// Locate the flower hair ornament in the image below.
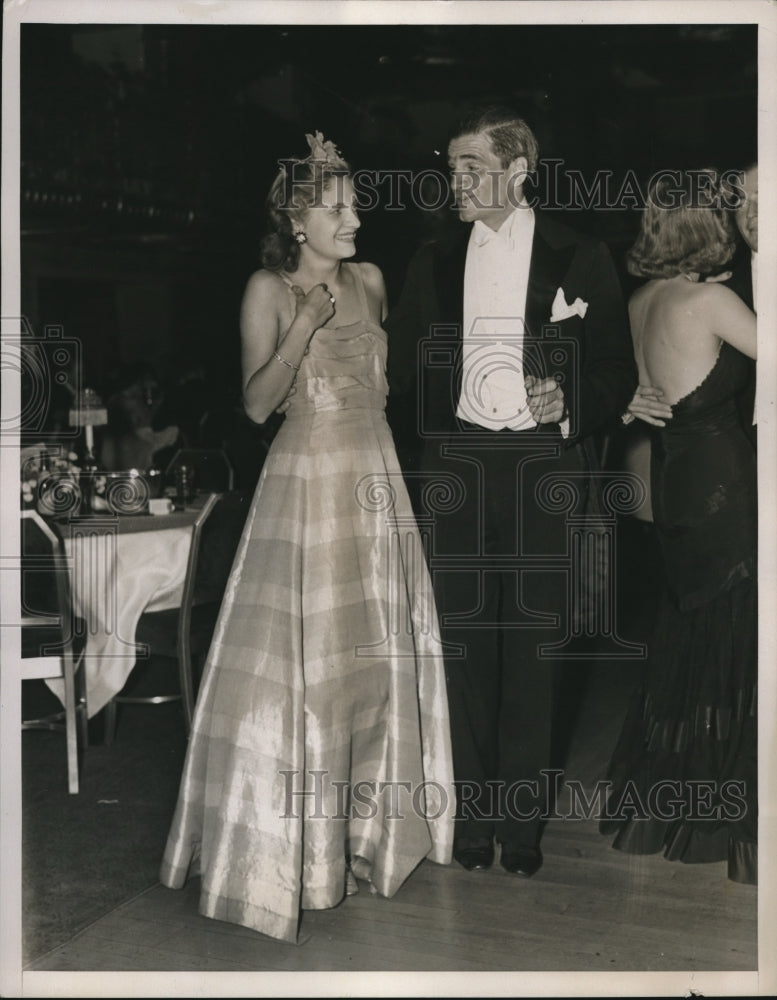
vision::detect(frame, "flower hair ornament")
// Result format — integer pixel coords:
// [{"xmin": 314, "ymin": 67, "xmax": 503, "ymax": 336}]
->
[
  {"xmin": 277, "ymin": 130, "xmax": 347, "ymax": 179},
  {"xmin": 273, "ymin": 130, "xmax": 349, "ymax": 220},
  {"xmin": 303, "ymin": 130, "xmax": 348, "ymax": 167}
]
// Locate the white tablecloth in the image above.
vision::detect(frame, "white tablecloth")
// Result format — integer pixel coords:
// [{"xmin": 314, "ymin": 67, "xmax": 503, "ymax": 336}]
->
[{"xmin": 47, "ymin": 521, "xmax": 195, "ymax": 717}]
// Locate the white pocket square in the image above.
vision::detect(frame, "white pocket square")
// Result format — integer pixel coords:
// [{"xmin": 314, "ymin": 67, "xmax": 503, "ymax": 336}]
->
[{"xmin": 551, "ymin": 287, "xmax": 588, "ymax": 322}]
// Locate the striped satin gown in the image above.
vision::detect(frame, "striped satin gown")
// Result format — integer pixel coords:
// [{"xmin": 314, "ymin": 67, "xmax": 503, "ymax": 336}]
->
[{"xmin": 159, "ymin": 264, "xmax": 454, "ymax": 943}]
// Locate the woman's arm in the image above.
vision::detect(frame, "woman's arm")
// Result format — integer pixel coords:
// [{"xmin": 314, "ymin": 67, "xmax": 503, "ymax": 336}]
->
[
  {"xmin": 240, "ymin": 271, "xmax": 334, "ymax": 424},
  {"xmin": 624, "ymin": 385, "xmax": 675, "ymax": 427},
  {"xmin": 707, "ymin": 283, "xmax": 757, "ymax": 360}
]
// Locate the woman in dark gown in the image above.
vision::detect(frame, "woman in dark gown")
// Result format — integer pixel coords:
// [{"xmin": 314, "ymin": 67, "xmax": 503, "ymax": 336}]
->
[{"xmin": 602, "ymin": 170, "xmax": 758, "ymax": 884}]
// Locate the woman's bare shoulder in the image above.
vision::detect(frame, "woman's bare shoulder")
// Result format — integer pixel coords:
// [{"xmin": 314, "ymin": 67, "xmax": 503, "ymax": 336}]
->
[
  {"xmin": 628, "ymin": 280, "xmax": 660, "ymax": 314},
  {"xmin": 354, "ymin": 261, "xmax": 386, "ymax": 292},
  {"xmin": 674, "ymin": 280, "xmax": 751, "ymax": 324},
  {"xmin": 243, "ymin": 268, "xmax": 287, "ymax": 297},
  {"xmin": 240, "ymin": 270, "xmax": 290, "ymax": 344},
  {"xmin": 696, "ymin": 279, "xmax": 748, "ymax": 306}
]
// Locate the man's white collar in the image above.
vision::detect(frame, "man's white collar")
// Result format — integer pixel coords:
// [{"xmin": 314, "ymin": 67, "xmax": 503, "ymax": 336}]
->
[{"xmin": 471, "ymin": 203, "xmax": 534, "ymax": 249}]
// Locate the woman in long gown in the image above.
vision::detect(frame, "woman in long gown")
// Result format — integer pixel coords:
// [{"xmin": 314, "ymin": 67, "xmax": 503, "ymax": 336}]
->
[
  {"xmin": 160, "ymin": 132, "xmax": 454, "ymax": 942},
  {"xmin": 602, "ymin": 169, "xmax": 758, "ymax": 884}
]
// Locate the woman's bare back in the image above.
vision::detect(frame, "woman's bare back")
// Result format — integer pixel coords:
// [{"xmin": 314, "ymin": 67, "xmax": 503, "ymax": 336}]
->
[{"xmin": 629, "ymin": 276, "xmax": 756, "ymax": 405}]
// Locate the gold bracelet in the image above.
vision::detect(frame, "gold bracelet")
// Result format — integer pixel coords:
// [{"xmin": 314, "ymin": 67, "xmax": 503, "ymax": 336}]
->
[{"xmin": 272, "ymin": 349, "xmax": 300, "ymax": 372}]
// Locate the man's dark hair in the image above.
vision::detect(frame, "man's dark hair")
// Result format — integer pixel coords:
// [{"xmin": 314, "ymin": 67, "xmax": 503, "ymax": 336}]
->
[{"xmin": 451, "ymin": 104, "xmax": 539, "ymax": 173}]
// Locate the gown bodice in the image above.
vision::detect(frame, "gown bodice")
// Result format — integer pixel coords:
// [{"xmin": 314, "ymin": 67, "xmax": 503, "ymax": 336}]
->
[
  {"xmin": 651, "ymin": 339, "xmax": 756, "ymax": 609},
  {"xmin": 279, "ymin": 265, "xmax": 389, "ymax": 418},
  {"xmin": 285, "ymin": 321, "xmax": 389, "ymax": 416},
  {"xmin": 660, "ymin": 339, "xmax": 753, "ymax": 440}
]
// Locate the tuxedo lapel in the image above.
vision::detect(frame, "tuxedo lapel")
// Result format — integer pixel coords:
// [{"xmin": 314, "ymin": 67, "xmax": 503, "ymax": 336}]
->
[
  {"xmin": 434, "ymin": 229, "xmax": 469, "ymax": 327},
  {"xmin": 433, "ymin": 230, "xmax": 469, "ymax": 407},
  {"xmin": 525, "ymin": 216, "xmax": 576, "ymax": 339},
  {"xmin": 434, "ymin": 216, "xmax": 572, "ymax": 335},
  {"xmin": 724, "ymin": 248, "xmax": 754, "ymax": 311},
  {"xmin": 524, "ymin": 216, "xmax": 577, "ymax": 383}
]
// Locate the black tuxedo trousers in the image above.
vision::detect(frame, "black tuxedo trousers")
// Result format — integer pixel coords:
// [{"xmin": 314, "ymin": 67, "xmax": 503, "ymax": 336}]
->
[{"xmin": 424, "ymin": 424, "xmax": 572, "ymax": 847}]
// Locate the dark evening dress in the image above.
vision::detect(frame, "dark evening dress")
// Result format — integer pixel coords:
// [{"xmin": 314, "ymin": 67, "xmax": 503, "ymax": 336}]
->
[{"xmin": 603, "ymin": 339, "xmax": 757, "ymax": 884}]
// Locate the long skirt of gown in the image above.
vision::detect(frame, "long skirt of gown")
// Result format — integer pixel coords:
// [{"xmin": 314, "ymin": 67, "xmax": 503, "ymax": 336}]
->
[
  {"xmin": 602, "ymin": 573, "xmax": 757, "ymax": 882},
  {"xmin": 602, "ymin": 344, "xmax": 757, "ymax": 884},
  {"xmin": 159, "ymin": 405, "xmax": 455, "ymax": 942}
]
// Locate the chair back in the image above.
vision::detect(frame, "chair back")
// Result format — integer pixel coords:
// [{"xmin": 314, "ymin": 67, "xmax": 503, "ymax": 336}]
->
[
  {"xmin": 168, "ymin": 490, "xmax": 217, "ymax": 638},
  {"xmin": 21, "ymin": 509, "xmax": 74, "ymax": 657},
  {"xmin": 192, "ymin": 490, "xmax": 251, "ymax": 606},
  {"xmin": 165, "ymin": 447, "xmax": 234, "ymax": 492},
  {"xmin": 20, "ymin": 509, "xmax": 86, "ymax": 793},
  {"xmin": 175, "ymin": 490, "xmax": 250, "ymax": 725}
]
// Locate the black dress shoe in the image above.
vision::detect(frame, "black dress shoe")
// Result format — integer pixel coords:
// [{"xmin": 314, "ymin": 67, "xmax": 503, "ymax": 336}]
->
[
  {"xmin": 453, "ymin": 838, "xmax": 495, "ymax": 871},
  {"xmin": 499, "ymin": 843, "xmax": 543, "ymax": 877}
]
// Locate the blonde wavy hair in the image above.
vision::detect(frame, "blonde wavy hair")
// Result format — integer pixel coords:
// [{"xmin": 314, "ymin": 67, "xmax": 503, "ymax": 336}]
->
[{"xmin": 627, "ymin": 169, "xmax": 738, "ymax": 279}]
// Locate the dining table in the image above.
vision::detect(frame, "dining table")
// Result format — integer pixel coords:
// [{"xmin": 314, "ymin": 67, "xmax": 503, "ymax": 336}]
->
[{"xmin": 45, "ymin": 495, "xmax": 208, "ymax": 718}]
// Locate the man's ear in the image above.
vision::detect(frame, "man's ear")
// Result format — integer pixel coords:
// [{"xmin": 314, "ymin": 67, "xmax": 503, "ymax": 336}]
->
[
  {"xmin": 505, "ymin": 156, "xmax": 529, "ymax": 206},
  {"xmin": 508, "ymin": 156, "xmax": 529, "ymax": 186}
]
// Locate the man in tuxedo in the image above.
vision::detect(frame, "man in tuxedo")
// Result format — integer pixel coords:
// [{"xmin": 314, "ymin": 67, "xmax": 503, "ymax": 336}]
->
[{"xmin": 386, "ymin": 105, "xmax": 637, "ymax": 876}]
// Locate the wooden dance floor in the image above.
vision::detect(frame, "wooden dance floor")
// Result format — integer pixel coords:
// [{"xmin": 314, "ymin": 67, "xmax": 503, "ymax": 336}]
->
[{"xmin": 24, "ymin": 661, "xmax": 758, "ymax": 995}]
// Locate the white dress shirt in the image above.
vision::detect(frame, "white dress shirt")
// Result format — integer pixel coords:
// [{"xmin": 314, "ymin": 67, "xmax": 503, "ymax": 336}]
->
[{"xmin": 457, "ymin": 204, "xmax": 537, "ymax": 430}]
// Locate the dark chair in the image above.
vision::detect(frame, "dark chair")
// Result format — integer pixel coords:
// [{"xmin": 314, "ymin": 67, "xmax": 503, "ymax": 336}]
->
[
  {"xmin": 21, "ymin": 509, "xmax": 88, "ymax": 794},
  {"xmin": 103, "ymin": 489, "xmax": 250, "ymax": 742},
  {"xmin": 165, "ymin": 447, "xmax": 234, "ymax": 493},
  {"xmin": 198, "ymin": 405, "xmax": 275, "ymax": 492}
]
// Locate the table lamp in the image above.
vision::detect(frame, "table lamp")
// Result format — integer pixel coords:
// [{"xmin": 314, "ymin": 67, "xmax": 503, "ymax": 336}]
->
[
  {"xmin": 69, "ymin": 387, "xmax": 108, "ymax": 462},
  {"xmin": 69, "ymin": 388, "xmax": 107, "ymax": 512}
]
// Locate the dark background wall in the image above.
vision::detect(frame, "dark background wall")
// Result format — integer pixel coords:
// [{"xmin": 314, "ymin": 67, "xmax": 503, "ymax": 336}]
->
[{"xmin": 20, "ymin": 22, "xmax": 757, "ymax": 425}]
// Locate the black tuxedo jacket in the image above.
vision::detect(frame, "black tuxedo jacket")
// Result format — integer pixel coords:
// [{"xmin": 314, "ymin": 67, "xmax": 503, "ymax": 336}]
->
[
  {"xmin": 385, "ymin": 212, "xmax": 637, "ymax": 466},
  {"xmin": 723, "ymin": 244, "xmax": 754, "ymax": 311},
  {"xmin": 722, "ymin": 245, "xmax": 756, "ymax": 445}
]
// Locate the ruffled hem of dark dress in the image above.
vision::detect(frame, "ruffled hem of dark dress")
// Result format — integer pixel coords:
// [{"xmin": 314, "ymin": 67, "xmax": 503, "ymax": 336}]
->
[{"xmin": 601, "ymin": 574, "xmax": 757, "ymax": 885}]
